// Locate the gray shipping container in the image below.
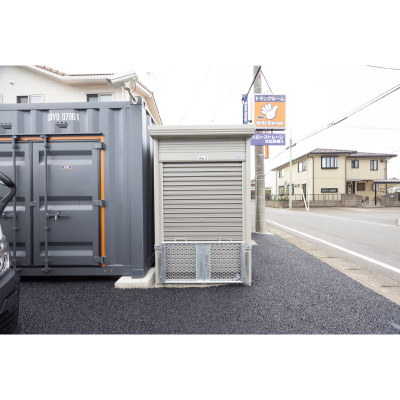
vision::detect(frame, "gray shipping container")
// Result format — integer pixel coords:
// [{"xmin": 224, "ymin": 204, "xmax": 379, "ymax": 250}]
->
[{"xmin": 0, "ymin": 99, "xmax": 154, "ymax": 277}]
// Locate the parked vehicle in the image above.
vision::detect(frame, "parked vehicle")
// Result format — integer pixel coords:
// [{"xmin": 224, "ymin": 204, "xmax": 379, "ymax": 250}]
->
[
  {"xmin": 0, "ymin": 172, "xmax": 20, "ymax": 334},
  {"xmin": 388, "ymin": 185, "xmax": 400, "ymax": 194}
]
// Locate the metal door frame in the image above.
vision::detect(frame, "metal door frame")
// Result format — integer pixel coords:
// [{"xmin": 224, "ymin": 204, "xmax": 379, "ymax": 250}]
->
[{"xmin": 0, "ymin": 135, "xmax": 106, "ymax": 272}]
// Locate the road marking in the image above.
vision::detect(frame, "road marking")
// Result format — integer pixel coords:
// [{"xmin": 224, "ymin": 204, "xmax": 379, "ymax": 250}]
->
[
  {"xmin": 273, "ymin": 208, "xmax": 397, "ymax": 227},
  {"xmin": 266, "ymin": 219, "xmax": 400, "ymax": 274}
]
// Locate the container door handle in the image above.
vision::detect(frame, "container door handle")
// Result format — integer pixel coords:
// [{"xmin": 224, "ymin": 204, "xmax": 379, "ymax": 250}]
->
[{"xmin": 46, "ymin": 211, "xmax": 69, "ymax": 221}]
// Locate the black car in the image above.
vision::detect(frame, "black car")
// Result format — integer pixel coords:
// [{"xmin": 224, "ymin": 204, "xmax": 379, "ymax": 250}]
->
[{"xmin": 0, "ymin": 172, "xmax": 20, "ymax": 334}]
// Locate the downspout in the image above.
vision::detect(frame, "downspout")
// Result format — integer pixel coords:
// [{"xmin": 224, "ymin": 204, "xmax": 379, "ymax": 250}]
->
[{"xmin": 132, "ymin": 84, "xmax": 163, "ymax": 126}]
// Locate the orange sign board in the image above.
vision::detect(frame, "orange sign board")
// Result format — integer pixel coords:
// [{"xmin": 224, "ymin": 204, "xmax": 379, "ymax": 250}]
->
[{"xmin": 254, "ymin": 95, "xmax": 286, "ymax": 130}]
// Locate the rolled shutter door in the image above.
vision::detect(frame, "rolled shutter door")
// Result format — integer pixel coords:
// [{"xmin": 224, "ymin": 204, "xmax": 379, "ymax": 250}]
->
[{"xmin": 163, "ymin": 162, "xmax": 243, "ymax": 241}]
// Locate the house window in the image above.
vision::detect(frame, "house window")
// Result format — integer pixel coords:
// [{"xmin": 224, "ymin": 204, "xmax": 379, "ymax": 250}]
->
[
  {"xmin": 321, "ymin": 188, "xmax": 338, "ymax": 193},
  {"xmin": 351, "ymin": 160, "xmax": 359, "ymax": 168},
  {"xmin": 17, "ymin": 96, "xmax": 29, "ymax": 103},
  {"xmin": 29, "ymin": 95, "xmax": 44, "ymax": 103},
  {"xmin": 17, "ymin": 95, "xmax": 44, "ymax": 103},
  {"xmin": 298, "ymin": 160, "xmax": 307, "ymax": 172},
  {"xmin": 321, "ymin": 156, "xmax": 338, "ymax": 169},
  {"xmin": 87, "ymin": 93, "xmax": 114, "ymax": 102},
  {"xmin": 278, "ymin": 186, "xmax": 285, "ymax": 194},
  {"xmin": 370, "ymin": 160, "xmax": 378, "ymax": 171},
  {"xmin": 278, "ymin": 169, "xmax": 285, "ymax": 178},
  {"xmin": 357, "ymin": 182, "xmax": 365, "ymax": 191}
]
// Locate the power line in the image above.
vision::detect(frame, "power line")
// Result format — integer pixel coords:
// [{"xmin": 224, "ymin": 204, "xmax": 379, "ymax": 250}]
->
[
  {"xmin": 179, "ymin": 66, "xmax": 211, "ymax": 124},
  {"xmin": 297, "ymin": 81, "xmax": 400, "ymax": 144},
  {"xmin": 266, "ymin": 81, "xmax": 400, "ymax": 172},
  {"xmin": 366, "ymin": 65, "xmax": 400, "ymax": 71}
]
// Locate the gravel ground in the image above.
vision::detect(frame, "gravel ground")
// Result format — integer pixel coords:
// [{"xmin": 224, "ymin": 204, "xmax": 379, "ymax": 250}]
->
[{"xmin": 19, "ymin": 233, "xmax": 400, "ymax": 334}]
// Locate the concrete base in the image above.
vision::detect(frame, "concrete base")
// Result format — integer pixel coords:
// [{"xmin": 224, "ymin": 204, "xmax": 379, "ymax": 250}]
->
[{"xmin": 115, "ymin": 268, "xmax": 155, "ymax": 289}]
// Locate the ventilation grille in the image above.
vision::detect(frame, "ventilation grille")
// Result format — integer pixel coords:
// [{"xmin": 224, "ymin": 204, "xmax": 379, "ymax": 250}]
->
[
  {"xmin": 165, "ymin": 243, "xmax": 197, "ymax": 281},
  {"xmin": 161, "ymin": 242, "xmax": 247, "ymax": 283},
  {"xmin": 210, "ymin": 243, "xmax": 242, "ymax": 281}
]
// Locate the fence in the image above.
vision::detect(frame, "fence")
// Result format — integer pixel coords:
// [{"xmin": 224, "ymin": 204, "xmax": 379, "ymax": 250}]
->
[{"xmin": 267, "ymin": 194, "xmax": 342, "ymax": 202}]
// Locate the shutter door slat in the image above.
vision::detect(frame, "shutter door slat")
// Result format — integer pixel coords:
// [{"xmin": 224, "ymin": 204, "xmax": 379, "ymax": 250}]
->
[{"xmin": 163, "ymin": 162, "xmax": 243, "ymax": 241}]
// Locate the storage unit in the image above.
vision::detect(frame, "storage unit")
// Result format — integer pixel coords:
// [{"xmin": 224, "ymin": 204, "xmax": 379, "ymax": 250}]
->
[
  {"xmin": 0, "ymin": 100, "xmax": 154, "ymax": 277},
  {"xmin": 149, "ymin": 125, "xmax": 255, "ymax": 285}
]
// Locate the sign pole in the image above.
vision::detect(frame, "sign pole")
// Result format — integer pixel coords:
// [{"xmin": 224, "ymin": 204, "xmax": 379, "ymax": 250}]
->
[{"xmin": 254, "ymin": 65, "xmax": 266, "ymax": 233}]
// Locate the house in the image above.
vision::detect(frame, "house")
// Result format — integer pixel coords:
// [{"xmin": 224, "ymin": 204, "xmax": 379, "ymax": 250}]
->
[
  {"xmin": 0, "ymin": 65, "xmax": 162, "ymax": 125},
  {"xmin": 272, "ymin": 148, "xmax": 397, "ymax": 201}
]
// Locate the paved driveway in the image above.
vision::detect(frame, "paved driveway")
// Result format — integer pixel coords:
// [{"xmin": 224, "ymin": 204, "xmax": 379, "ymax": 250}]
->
[{"xmin": 19, "ymin": 233, "xmax": 400, "ymax": 334}]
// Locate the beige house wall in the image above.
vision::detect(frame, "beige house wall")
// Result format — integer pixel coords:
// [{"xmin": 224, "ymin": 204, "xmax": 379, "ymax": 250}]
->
[
  {"xmin": 276, "ymin": 156, "xmax": 314, "ymax": 195},
  {"xmin": 313, "ymin": 155, "xmax": 347, "ymax": 194},
  {"xmin": 346, "ymin": 158, "xmax": 387, "ymax": 199},
  {"xmin": 0, "ymin": 66, "xmax": 127, "ymax": 104},
  {"xmin": 275, "ymin": 153, "xmax": 390, "ymax": 198}
]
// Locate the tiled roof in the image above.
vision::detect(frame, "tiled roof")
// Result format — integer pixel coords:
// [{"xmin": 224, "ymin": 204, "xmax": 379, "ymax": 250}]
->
[
  {"xmin": 35, "ymin": 65, "xmax": 115, "ymax": 76},
  {"xmin": 308, "ymin": 148, "xmax": 356, "ymax": 154},
  {"xmin": 347, "ymin": 152, "xmax": 397, "ymax": 158}
]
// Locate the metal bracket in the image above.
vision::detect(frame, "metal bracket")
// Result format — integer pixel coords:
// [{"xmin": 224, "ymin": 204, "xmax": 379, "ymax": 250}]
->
[
  {"xmin": 0, "ymin": 123, "xmax": 12, "ymax": 129},
  {"xmin": 154, "ymin": 245, "xmax": 162, "ymax": 251},
  {"xmin": 56, "ymin": 121, "xmax": 69, "ymax": 128},
  {"xmin": 94, "ymin": 256, "xmax": 106, "ymax": 264},
  {"xmin": 11, "ymin": 136, "xmax": 20, "ymax": 149},
  {"xmin": 41, "ymin": 135, "xmax": 50, "ymax": 148},
  {"xmin": 93, "ymin": 200, "xmax": 105, "ymax": 207},
  {"xmin": 1, "ymin": 212, "xmax": 14, "ymax": 219},
  {"xmin": 93, "ymin": 142, "xmax": 105, "ymax": 150},
  {"xmin": 46, "ymin": 211, "xmax": 69, "ymax": 220}
]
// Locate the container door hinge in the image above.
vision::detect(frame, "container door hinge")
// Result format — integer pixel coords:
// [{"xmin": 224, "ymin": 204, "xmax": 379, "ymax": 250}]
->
[
  {"xmin": 93, "ymin": 142, "xmax": 105, "ymax": 150},
  {"xmin": 93, "ymin": 200, "xmax": 105, "ymax": 207},
  {"xmin": 94, "ymin": 256, "xmax": 106, "ymax": 264}
]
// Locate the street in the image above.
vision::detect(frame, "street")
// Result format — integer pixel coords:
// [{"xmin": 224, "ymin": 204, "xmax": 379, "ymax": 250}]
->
[{"xmin": 261, "ymin": 206, "xmax": 400, "ymax": 283}]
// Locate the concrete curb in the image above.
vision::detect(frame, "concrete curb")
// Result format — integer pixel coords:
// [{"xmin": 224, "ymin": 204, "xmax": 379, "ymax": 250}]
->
[
  {"xmin": 265, "ymin": 223, "xmax": 400, "ymax": 306},
  {"xmin": 115, "ymin": 268, "xmax": 155, "ymax": 289}
]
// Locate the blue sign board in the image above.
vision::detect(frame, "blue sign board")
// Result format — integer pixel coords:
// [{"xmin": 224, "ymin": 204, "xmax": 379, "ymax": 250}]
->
[{"xmin": 250, "ymin": 132, "xmax": 286, "ymax": 146}]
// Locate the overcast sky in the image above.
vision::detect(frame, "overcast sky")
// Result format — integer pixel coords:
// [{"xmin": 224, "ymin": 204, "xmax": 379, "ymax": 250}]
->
[{"xmin": 5, "ymin": 1, "xmax": 400, "ymax": 182}]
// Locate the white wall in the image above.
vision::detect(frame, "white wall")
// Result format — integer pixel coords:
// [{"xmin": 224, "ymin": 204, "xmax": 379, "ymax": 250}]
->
[{"xmin": 0, "ymin": 66, "xmax": 126, "ymax": 103}]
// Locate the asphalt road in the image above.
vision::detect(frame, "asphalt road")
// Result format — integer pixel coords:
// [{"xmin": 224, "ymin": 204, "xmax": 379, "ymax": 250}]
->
[
  {"xmin": 261, "ymin": 206, "xmax": 400, "ymax": 283},
  {"xmin": 19, "ymin": 232, "xmax": 400, "ymax": 334}
]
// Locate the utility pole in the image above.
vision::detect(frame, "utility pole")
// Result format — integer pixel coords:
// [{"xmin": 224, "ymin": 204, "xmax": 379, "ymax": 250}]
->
[
  {"xmin": 289, "ymin": 136, "xmax": 293, "ymax": 209},
  {"xmin": 254, "ymin": 65, "xmax": 266, "ymax": 233}
]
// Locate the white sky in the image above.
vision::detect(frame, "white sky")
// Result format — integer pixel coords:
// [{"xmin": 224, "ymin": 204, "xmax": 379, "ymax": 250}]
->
[{"xmin": 4, "ymin": 1, "xmax": 400, "ymax": 182}]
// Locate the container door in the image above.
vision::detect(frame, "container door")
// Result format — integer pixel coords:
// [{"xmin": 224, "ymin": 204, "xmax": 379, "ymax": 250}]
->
[
  {"xmin": 0, "ymin": 142, "xmax": 31, "ymax": 265},
  {"xmin": 32, "ymin": 141, "xmax": 101, "ymax": 266}
]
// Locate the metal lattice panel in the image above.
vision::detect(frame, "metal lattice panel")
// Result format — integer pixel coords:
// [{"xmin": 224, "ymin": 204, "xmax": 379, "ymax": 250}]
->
[
  {"xmin": 165, "ymin": 243, "xmax": 197, "ymax": 281},
  {"xmin": 160, "ymin": 242, "xmax": 247, "ymax": 283},
  {"xmin": 210, "ymin": 243, "xmax": 242, "ymax": 281}
]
